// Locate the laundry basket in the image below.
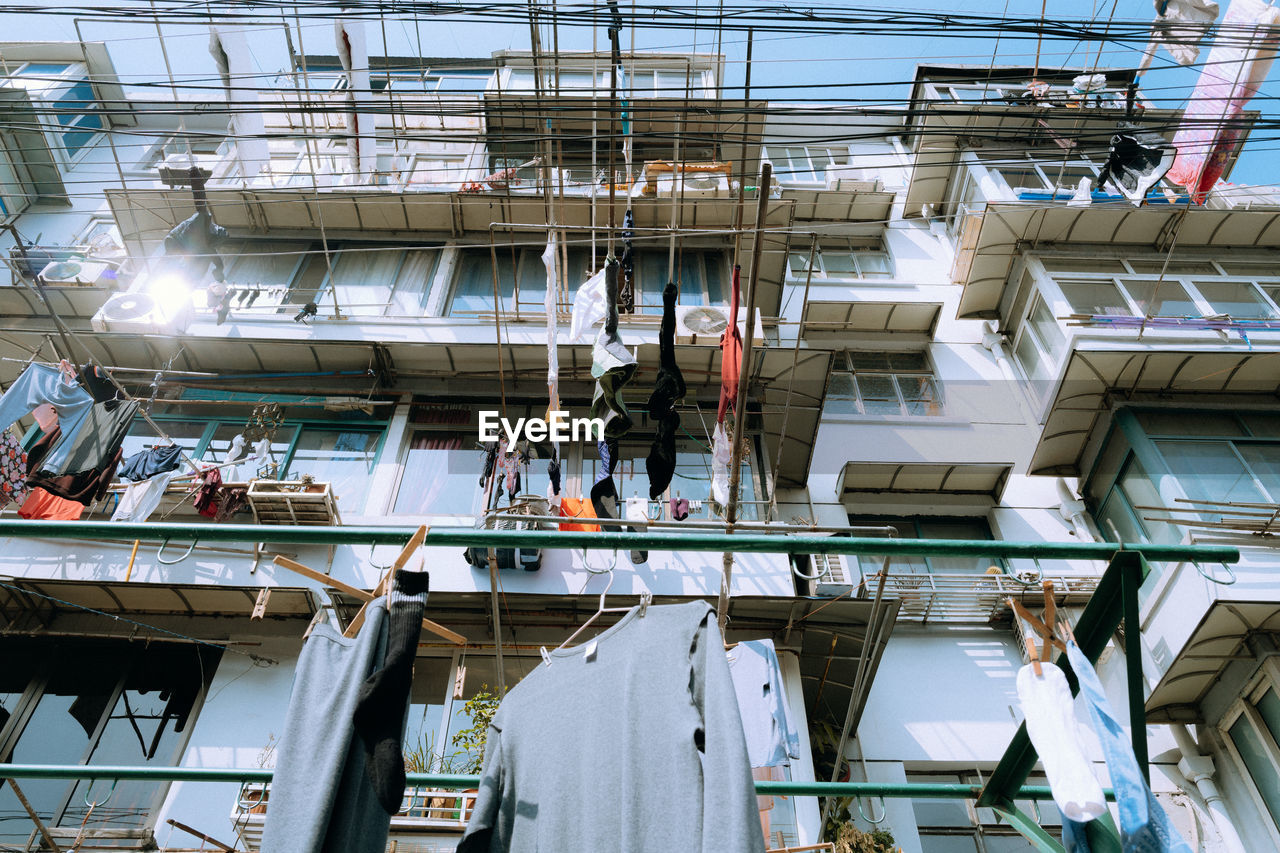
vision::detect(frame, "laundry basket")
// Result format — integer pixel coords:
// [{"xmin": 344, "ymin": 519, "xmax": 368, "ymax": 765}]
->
[{"xmin": 463, "ymin": 495, "xmax": 549, "ymax": 571}]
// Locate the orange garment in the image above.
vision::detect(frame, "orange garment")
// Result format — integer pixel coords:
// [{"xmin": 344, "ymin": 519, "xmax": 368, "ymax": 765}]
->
[
  {"xmin": 18, "ymin": 487, "xmax": 85, "ymax": 520},
  {"xmin": 558, "ymin": 497, "xmax": 601, "ymax": 532}
]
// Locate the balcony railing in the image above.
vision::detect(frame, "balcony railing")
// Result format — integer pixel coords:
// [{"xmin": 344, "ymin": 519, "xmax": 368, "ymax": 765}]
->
[{"xmin": 855, "ymin": 570, "xmax": 1101, "ymax": 624}]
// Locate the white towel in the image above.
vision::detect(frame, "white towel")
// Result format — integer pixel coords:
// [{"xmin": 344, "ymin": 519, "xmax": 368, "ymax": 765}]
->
[
  {"xmin": 1016, "ymin": 662, "xmax": 1107, "ymax": 823},
  {"xmin": 569, "ymin": 268, "xmax": 608, "ymax": 343},
  {"xmin": 112, "ymin": 471, "xmax": 177, "ymax": 523}
]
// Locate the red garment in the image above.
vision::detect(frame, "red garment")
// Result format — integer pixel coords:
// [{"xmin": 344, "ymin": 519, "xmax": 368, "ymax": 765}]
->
[
  {"xmin": 558, "ymin": 497, "xmax": 601, "ymax": 532},
  {"xmin": 193, "ymin": 468, "xmax": 223, "ymax": 517},
  {"xmin": 18, "ymin": 487, "xmax": 85, "ymax": 520},
  {"xmin": 717, "ymin": 264, "xmax": 743, "ymax": 424}
]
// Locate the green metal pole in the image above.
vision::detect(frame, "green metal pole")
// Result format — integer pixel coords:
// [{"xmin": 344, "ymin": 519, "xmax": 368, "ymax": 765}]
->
[
  {"xmin": 1123, "ymin": 553, "xmax": 1150, "ymax": 784},
  {"xmin": 0, "ymin": 521, "xmax": 1240, "ymax": 563},
  {"xmin": 0, "ymin": 765, "xmax": 1114, "ymax": 800}
]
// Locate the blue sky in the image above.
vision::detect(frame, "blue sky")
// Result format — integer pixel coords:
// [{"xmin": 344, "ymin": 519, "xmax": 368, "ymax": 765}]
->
[{"xmin": 9, "ymin": 0, "xmax": 1275, "ymax": 183}]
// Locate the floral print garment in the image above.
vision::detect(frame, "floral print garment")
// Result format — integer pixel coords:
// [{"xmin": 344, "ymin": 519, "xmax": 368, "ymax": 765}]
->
[{"xmin": 0, "ymin": 430, "xmax": 30, "ymax": 510}]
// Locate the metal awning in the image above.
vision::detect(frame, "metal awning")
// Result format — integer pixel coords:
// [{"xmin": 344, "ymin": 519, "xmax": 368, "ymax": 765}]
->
[
  {"xmin": 780, "ymin": 188, "xmax": 894, "ymax": 224},
  {"xmin": 0, "ymin": 576, "xmax": 316, "ymax": 622},
  {"xmin": 756, "ymin": 347, "xmax": 834, "ymax": 488},
  {"xmin": 1146, "ymin": 600, "xmax": 1280, "ymax": 724},
  {"xmin": 838, "ymin": 461, "xmax": 1012, "ymax": 499},
  {"xmin": 1029, "ymin": 347, "xmax": 1280, "ymax": 476},
  {"xmin": 956, "ymin": 202, "xmax": 1280, "ymax": 319},
  {"xmin": 801, "ymin": 300, "xmax": 942, "ymax": 338}
]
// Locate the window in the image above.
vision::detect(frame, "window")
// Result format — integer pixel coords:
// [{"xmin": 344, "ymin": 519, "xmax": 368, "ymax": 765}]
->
[
  {"xmin": 1040, "ymin": 256, "xmax": 1280, "ymax": 321},
  {"xmin": 788, "ymin": 240, "xmax": 893, "ymax": 281},
  {"xmin": 634, "ymin": 249, "xmax": 727, "ymax": 314},
  {"xmin": 908, "ymin": 770, "xmax": 1054, "ymax": 852},
  {"xmin": 974, "ymin": 150, "xmax": 1111, "ymax": 200},
  {"xmin": 580, "ymin": 440, "xmax": 762, "ymax": 520},
  {"xmin": 325, "ymin": 247, "xmax": 441, "ymax": 317},
  {"xmin": 0, "ymin": 639, "xmax": 218, "ymax": 846},
  {"xmin": 119, "ymin": 411, "xmax": 385, "ymax": 512},
  {"xmin": 1013, "ymin": 293, "xmax": 1066, "ymax": 384},
  {"xmin": 828, "ymin": 352, "xmax": 941, "ymax": 418},
  {"xmin": 10, "ymin": 62, "xmax": 103, "ymax": 161},
  {"xmin": 1225, "ymin": 681, "xmax": 1280, "ymax": 834},
  {"xmin": 393, "ymin": 408, "xmax": 483, "ymax": 516},
  {"xmin": 766, "ymin": 145, "xmax": 851, "ymax": 184},
  {"xmin": 847, "ymin": 518, "xmax": 1001, "ymax": 575}
]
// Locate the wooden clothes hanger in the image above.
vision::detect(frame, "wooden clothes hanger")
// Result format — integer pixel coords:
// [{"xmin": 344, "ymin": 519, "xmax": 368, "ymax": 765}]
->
[
  {"xmin": 271, "ymin": 525, "xmax": 465, "ymax": 646},
  {"xmin": 1008, "ymin": 580, "xmax": 1066, "ymax": 677},
  {"xmin": 540, "ymin": 570, "xmax": 651, "ymax": 665}
]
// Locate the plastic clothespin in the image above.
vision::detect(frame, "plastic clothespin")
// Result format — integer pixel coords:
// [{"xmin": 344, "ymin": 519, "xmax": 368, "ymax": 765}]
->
[
  {"xmin": 540, "ymin": 645, "xmax": 553, "ymax": 667},
  {"xmin": 638, "ymin": 590, "xmax": 652, "ymax": 616}
]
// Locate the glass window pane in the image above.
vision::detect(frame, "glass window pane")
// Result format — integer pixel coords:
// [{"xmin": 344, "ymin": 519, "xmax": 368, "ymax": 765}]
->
[
  {"xmin": 1000, "ymin": 166, "xmax": 1047, "ymax": 192},
  {"xmin": 703, "ymin": 256, "xmax": 725, "ymax": 304},
  {"xmin": 855, "ymin": 374, "xmax": 900, "ymax": 416},
  {"xmin": 1127, "ymin": 260, "xmax": 1218, "ymax": 275},
  {"xmin": 1059, "ymin": 280, "xmax": 1130, "ymax": 316},
  {"xmin": 1257, "ymin": 689, "xmax": 1280, "ymax": 748},
  {"xmin": 1156, "ymin": 440, "xmax": 1267, "ymax": 506},
  {"xmin": 1015, "ymin": 328, "xmax": 1050, "ymax": 382},
  {"xmin": 1027, "ymin": 295, "xmax": 1065, "ymax": 355},
  {"xmin": 329, "ymin": 250, "xmax": 404, "ymax": 317},
  {"xmin": 887, "ymin": 352, "xmax": 928, "ymax": 371},
  {"xmin": 788, "ymin": 252, "xmax": 815, "ymax": 276},
  {"xmin": 389, "ymin": 250, "xmax": 440, "ymax": 316},
  {"xmin": 821, "ymin": 252, "xmax": 858, "ymax": 275},
  {"xmin": 900, "ymin": 375, "xmax": 941, "ymax": 417},
  {"xmin": 1194, "ymin": 281, "xmax": 1274, "ymax": 318},
  {"xmin": 848, "ymin": 352, "xmax": 893, "ymax": 371},
  {"xmin": 119, "ymin": 420, "xmax": 206, "ymax": 466},
  {"xmin": 404, "ymin": 657, "xmax": 453, "ymax": 772},
  {"xmin": 511, "ymin": 249, "xmax": 548, "ymax": 311},
  {"xmin": 452, "ymin": 250, "xmax": 513, "ymax": 314},
  {"xmin": 1230, "ymin": 716, "xmax": 1280, "ymax": 828},
  {"xmin": 1238, "ymin": 444, "xmax": 1280, "ymax": 503},
  {"xmin": 918, "ymin": 836, "xmax": 980, "ymax": 852},
  {"xmin": 1112, "ymin": 456, "xmax": 1181, "ymax": 546},
  {"xmin": 286, "ymin": 428, "xmax": 381, "ymax": 512},
  {"xmin": 1123, "ymin": 279, "xmax": 1198, "ymax": 317},
  {"xmin": 918, "ymin": 519, "xmax": 995, "ymax": 573},
  {"xmin": 858, "ymin": 251, "xmax": 893, "ymax": 278},
  {"xmin": 1242, "ymin": 413, "xmax": 1280, "ymax": 438},
  {"xmin": 224, "ymin": 242, "xmax": 306, "ymax": 292},
  {"xmin": 826, "ymin": 374, "xmax": 858, "ymax": 415},
  {"xmin": 983, "ymin": 837, "xmax": 1038, "ymax": 852},
  {"xmin": 394, "ymin": 431, "xmax": 481, "ymax": 515}
]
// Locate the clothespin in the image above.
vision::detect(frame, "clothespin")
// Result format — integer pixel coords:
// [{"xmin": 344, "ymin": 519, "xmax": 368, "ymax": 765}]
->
[
  {"xmin": 250, "ymin": 588, "xmax": 270, "ymax": 620},
  {"xmin": 1008, "ymin": 580, "xmax": 1064, "ymax": 677}
]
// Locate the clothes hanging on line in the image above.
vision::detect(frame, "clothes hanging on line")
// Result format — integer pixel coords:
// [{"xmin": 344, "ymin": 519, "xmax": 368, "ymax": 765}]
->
[
  {"xmin": 718, "ymin": 265, "xmax": 743, "ymax": 425},
  {"xmin": 259, "ymin": 599, "xmax": 392, "ymax": 853},
  {"xmin": 670, "ymin": 496, "xmax": 691, "ymax": 521},
  {"xmin": 588, "ymin": 261, "xmax": 636, "ymax": 440},
  {"xmin": 1060, "ymin": 640, "xmax": 1193, "ymax": 853},
  {"xmin": 28, "ymin": 446, "xmax": 124, "ymax": 505},
  {"xmin": 112, "ymin": 470, "xmax": 177, "ymax": 523},
  {"xmin": 213, "ymin": 486, "xmax": 250, "ymax": 522},
  {"xmin": 1016, "ymin": 661, "xmax": 1107, "ymax": 822},
  {"xmin": 77, "ymin": 362, "xmax": 119, "ymax": 405},
  {"xmin": 194, "ymin": 468, "xmax": 223, "ymax": 517},
  {"xmin": 0, "ymin": 431, "xmax": 31, "ymax": 510},
  {"xmin": 118, "ymin": 445, "xmax": 184, "ymax": 482},
  {"xmin": 590, "ymin": 438, "xmax": 620, "ymax": 520},
  {"xmin": 38, "ymin": 400, "xmax": 139, "ymax": 477},
  {"xmin": 0, "ymin": 364, "xmax": 94, "ymax": 470},
  {"xmin": 569, "ymin": 267, "xmax": 608, "ymax": 343},
  {"xmin": 31, "ymin": 403, "xmax": 57, "ymax": 433},
  {"xmin": 728, "ymin": 639, "xmax": 802, "ymax": 769},
  {"xmin": 711, "ymin": 423, "xmax": 731, "ymax": 506},
  {"xmin": 558, "ymin": 497, "xmax": 601, "ymax": 532},
  {"xmin": 646, "ymin": 281, "xmax": 686, "ymax": 500},
  {"xmin": 18, "ymin": 487, "xmax": 84, "ymax": 520},
  {"xmin": 457, "ymin": 601, "xmax": 765, "ymax": 853},
  {"xmin": 542, "ymin": 234, "xmax": 560, "ymax": 407}
]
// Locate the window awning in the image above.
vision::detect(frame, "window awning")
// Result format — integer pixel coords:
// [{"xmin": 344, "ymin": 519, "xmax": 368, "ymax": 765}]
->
[
  {"xmin": 1146, "ymin": 600, "xmax": 1280, "ymax": 724},
  {"xmin": 756, "ymin": 347, "xmax": 835, "ymax": 488},
  {"xmin": 801, "ymin": 300, "xmax": 942, "ymax": 338},
  {"xmin": 0, "ymin": 576, "xmax": 316, "ymax": 621},
  {"xmin": 1029, "ymin": 347, "xmax": 1280, "ymax": 476},
  {"xmin": 837, "ymin": 461, "xmax": 1012, "ymax": 500},
  {"xmin": 0, "ymin": 89, "xmax": 66, "ymax": 204},
  {"xmin": 780, "ymin": 187, "xmax": 894, "ymax": 223},
  {"xmin": 955, "ymin": 202, "xmax": 1280, "ymax": 320}
]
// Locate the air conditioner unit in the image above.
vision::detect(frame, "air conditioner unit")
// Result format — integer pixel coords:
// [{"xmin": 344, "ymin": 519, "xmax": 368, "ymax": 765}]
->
[
  {"xmin": 675, "ymin": 305, "xmax": 765, "ymax": 345},
  {"xmin": 656, "ymin": 172, "xmax": 730, "ymax": 199},
  {"xmin": 39, "ymin": 259, "xmax": 113, "ymax": 288},
  {"xmin": 824, "ymin": 167, "xmax": 883, "ymax": 192},
  {"xmin": 92, "ymin": 291, "xmax": 192, "ymax": 336}
]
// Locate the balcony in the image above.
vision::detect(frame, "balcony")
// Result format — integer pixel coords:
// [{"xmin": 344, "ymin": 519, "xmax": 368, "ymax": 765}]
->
[{"xmin": 856, "ymin": 569, "xmax": 1100, "ymax": 624}]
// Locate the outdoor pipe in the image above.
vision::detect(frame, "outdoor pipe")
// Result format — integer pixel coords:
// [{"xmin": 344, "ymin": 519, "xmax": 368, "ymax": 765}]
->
[
  {"xmin": 0, "ymin": 764, "xmax": 1114, "ymax": 801},
  {"xmin": 0, "ymin": 520, "xmax": 1240, "ymax": 562}
]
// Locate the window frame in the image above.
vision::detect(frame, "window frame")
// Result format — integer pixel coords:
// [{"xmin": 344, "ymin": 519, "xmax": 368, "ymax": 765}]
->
[
  {"xmin": 787, "ymin": 239, "xmax": 894, "ymax": 282},
  {"xmin": 907, "ymin": 768, "xmax": 1057, "ymax": 850},
  {"xmin": 764, "ymin": 144, "xmax": 852, "ymax": 185},
  {"xmin": 827, "ymin": 351, "xmax": 943, "ymax": 419},
  {"xmin": 1220, "ymin": 669, "xmax": 1280, "ymax": 849}
]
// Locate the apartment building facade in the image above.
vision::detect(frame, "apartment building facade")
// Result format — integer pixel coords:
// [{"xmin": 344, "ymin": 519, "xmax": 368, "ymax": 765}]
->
[{"xmin": 0, "ymin": 30, "xmax": 1278, "ymax": 853}]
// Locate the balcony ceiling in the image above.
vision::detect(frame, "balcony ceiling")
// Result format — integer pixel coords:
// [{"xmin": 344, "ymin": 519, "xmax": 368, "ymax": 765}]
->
[
  {"xmin": 1146, "ymin": 600, "xmax": 1280, "ymax": 724},
  {"xmin": 0, "ymin": 576, "xmax": 316, "ymax": 622},
  {"xmin": 1030, "ymin": 346, "xmax": 1280, "ymax": 476},
  {"xmin": 956, "ymin": 202, "xmax": 1280, "ymax": 320}
]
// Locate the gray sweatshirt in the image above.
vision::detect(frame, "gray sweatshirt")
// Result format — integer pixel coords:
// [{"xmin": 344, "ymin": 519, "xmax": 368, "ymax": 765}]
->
[{"xmin": 457, "ymin": 600, "xmax": 766, "ymax": 853}]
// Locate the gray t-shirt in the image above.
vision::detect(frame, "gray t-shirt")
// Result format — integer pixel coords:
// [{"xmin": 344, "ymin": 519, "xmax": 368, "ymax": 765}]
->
[{"xmin": 458, "ymin": 600, "xmax": 765, "ymax": 853}]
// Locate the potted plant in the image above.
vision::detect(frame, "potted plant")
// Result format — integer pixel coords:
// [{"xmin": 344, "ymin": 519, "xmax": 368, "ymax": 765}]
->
[
  {"xmin": 449, "ymin": 686, "xmax": 503, "ymax": 819},
  {"xmin": 832, "ymin": 825, "xmax": 903, "ymax": 853}
]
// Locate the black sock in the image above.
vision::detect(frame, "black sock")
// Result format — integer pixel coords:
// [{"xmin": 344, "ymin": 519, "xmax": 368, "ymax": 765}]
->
[{"xmin": 353, "ymin": 569, "xmax": 429, "ymax": 814}]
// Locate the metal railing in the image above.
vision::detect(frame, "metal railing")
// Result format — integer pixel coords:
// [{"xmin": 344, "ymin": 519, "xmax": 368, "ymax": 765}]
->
[{"xmin": 856, "ymin": 570, "xmax": 1101, "ymax": 624}]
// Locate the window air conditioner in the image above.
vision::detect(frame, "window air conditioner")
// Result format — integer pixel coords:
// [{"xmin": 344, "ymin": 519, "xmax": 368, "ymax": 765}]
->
[
  {"xmin": 824, "ymin": 167, "xmax": 883, "ymax": 192},
  {"xmin": 39, "ymin": 260, "xmax": 113, "ymax": 288},
  {"xmin": 92, "ymin": 291, "xmax": 192, "ymax": 336},
  {"xmin": 674, "ymin": 305, "xmax": 765, "ymax": 345}
]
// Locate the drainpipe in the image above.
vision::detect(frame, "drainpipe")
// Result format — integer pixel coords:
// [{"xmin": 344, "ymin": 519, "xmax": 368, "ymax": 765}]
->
[
  {"xmin": 1171, "ymin": 726, "xmax": 1247, "ymax": 853},
  {"xmin": 980, "ymin": 319, "xmax": 1037, "ymax": 423},
  {"xmin": 1056, "ymin": 478, "xmax": 1100, "ymax": 542}
]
